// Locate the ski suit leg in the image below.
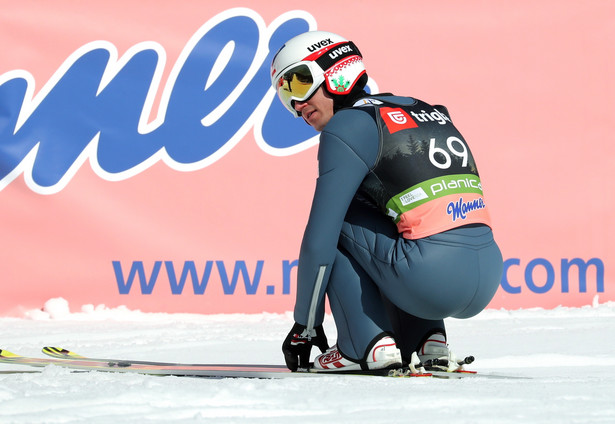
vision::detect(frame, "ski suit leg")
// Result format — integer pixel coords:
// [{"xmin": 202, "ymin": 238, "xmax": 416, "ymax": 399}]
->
[
  {"xmin": 381, "ymin": 296, "xmax": 445, "ymax": 363},
  {"xmin": 326, "ymin": 248, "xmax": 393, "ymax": 360},
  {"xmin": 327, "ymin": 196, "xmax": 448, "ymax": 361},
  {"xmin": 338, "ymin": 196, "xmax": 503, "ymax": 336}
]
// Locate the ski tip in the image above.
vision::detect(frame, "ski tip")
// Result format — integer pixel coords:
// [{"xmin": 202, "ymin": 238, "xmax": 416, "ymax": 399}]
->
[
  {"xmin": 42, "ymin": 346, "xmax": 84, "ymax": 359},
  {"xmin": 0, "ymin": 349, "xmax": 22, "ymax": 359}
]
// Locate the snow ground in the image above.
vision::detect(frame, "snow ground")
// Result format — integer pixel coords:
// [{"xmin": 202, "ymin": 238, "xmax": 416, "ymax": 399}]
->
[{"xmin": 1, "ymin": 299, "xmax": 614, "ymax": 424}]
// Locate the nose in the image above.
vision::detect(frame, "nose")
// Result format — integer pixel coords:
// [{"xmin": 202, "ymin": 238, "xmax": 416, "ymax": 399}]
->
[{"xmin": 294, "ymin": 100, "xmax": 308, "ymax": 113}]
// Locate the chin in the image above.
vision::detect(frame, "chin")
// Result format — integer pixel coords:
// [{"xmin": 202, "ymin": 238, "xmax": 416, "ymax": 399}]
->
[{"xmin": 303, "ymin": 118, "xmax": 321, "ymax": 131}]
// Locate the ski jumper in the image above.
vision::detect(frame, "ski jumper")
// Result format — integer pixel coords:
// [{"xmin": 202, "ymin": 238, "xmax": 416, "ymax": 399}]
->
[{"xmin": 294, "ymin": 95, "xmax": 503, "ymax": 361}]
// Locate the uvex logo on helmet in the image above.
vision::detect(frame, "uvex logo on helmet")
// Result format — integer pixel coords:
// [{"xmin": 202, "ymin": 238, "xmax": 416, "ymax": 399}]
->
[
  {"xmin": 328, "ymin": 45, "xmax": 354, "ymax": 59},
  {"xmin": 307, "ymin": 38, "xmax": 334, "ymax": 52}
]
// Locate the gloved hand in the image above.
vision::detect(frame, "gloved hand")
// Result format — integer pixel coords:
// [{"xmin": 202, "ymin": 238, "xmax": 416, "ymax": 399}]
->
[{"xmin": 282, "ymin": 322, "xmax": 329, "ymax": 371}]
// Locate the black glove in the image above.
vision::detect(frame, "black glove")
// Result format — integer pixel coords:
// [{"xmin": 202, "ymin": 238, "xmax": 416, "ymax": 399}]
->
[{"xmin": 282, "ymin": 322, "xmax": 329, "ymax": 371}]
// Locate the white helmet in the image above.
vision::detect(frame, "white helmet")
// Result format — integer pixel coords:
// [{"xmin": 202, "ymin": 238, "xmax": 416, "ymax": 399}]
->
[{"xmin": 271, "ymin": 31, "xmax": 367, "ymax": 117}]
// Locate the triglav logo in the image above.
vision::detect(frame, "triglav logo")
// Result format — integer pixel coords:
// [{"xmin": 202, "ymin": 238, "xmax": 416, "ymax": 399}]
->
[
  {"xmin": 0, "ymin": 9, "xmax": 378, "ymax": 195},
  {"xmin": 387, "ymin": 110, "xmax": 408, "ymax": 124},
  {"xmin": 379, "ymin": 107, "xmax": 417, "ymax": 133}
]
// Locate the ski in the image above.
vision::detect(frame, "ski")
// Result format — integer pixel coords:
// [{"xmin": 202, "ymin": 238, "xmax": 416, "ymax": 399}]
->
[
  {"xmin": 42, "ymin": 346, "xmax": 523, "ymax": 379},
  {"xmin": 42, "ymin": 346, "xmax": 447, "ymax": 378},
  {"xmin": 0, "ymin": 348, "xmax": 429, "ymax": 379},
  {"xmin": 2, "ymin": 347, "xmax": 525, "ymax": 379},
  {"xmin": 41, "ymin": 346, "xmax": 287, "ymax": 369},
  {"xmin": 0, "ymin": 348, "xmax": 306, "ymax": 378},
  {"xmin": 40, "ymin": 346, "xmax": 459, "ymax": 374}
]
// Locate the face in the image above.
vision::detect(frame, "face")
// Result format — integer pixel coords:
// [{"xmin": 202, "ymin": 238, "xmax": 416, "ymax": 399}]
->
[{"xmin": 293, "ymin": 86, "xmax": 334, "ymax": 131}]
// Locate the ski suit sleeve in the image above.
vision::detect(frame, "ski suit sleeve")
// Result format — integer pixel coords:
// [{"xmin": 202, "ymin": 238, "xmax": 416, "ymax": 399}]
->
[{"xmin": 293, "ymin": 108, "xmax": 380, "ymax": 329}]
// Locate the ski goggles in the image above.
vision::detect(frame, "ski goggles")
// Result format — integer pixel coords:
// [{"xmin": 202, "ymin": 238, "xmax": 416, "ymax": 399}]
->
[{"xmin": 275, "ymin": 61, "xmax": 325, "ymax": 116}]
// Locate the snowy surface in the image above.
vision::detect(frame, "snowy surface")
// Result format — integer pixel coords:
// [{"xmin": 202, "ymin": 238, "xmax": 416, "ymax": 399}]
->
[{"xmin": 1, "ymin": 298, "xmax": 615, "ymax": 423}]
